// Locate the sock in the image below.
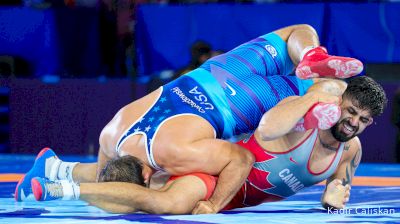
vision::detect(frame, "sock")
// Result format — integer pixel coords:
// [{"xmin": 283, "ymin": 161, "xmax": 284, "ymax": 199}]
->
[
  {"xmin": 45, "ymin": 157, "xmax": 79, "ymax": 183},
  {"xmin": 59, "ymin": 180, "xmax": 80, "ymax": 200},
  {"xmin": 46, "ymin": 156, "xmax": 61, "ymax": 181},
  {"xmin": 57, "ymin": 162, "xmax": 79, "ymax": 183},
  {"xmin": 300, "ymin": 46, "xmax": 317, "ymax": 61}
]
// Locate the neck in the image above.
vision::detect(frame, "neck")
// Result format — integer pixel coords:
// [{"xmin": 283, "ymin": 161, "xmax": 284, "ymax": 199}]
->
[{"xmin": 318, "ymin": 132, "xmax": 339, "ymax": 151}]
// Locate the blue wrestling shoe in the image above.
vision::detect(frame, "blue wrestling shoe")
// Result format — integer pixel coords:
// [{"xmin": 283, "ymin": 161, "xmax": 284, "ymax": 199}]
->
[
  {"xmin": 31, "ymin": 177, "xmax": 63, "ymax": 201},
  {"xmin": 14, "ymin": 147, "xmax": 58, "ymax": 201}
]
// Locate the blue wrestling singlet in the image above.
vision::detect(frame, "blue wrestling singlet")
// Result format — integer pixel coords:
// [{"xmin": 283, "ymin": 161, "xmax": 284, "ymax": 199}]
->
[
  {"xmin": 116, "ymin": 32, "xmax": 313, "ymax": 170},
  {"xmin": 115, "ymin": 75, "xmax": 226, "ymax": 170},
  {"xmin": 198, "ymin": 32, "xmax": 313, "ymax": 137}
]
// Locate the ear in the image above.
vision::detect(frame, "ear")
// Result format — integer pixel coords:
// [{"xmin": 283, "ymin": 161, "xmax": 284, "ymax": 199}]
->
[
  {"xmin": 366, "ymin": 117, "xmax": 374, "ymax": 126},
  {"xmin": 142, "ymin": 169, "xmax": 151, "ymax": 186}
]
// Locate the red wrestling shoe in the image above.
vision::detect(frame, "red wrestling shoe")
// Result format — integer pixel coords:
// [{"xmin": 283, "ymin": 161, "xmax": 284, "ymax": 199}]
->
[
  {"xmin": 304, "ymin": 103, "xmax": 341, "ymax": 130},
  {"xmin": 296, "ymin": 47, "xmax": 363, "ymax": 79},
  {"xmin": 294, "ymin": 103, "xmax": 341, "ymax": 132}
]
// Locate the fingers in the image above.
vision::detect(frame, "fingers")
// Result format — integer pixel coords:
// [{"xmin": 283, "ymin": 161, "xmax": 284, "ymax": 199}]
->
[
  {"xmin": 334, "ymin": 179, "xmax": 343, "ymax": 186},
  {"xmin": 192, "ymin": 206, "xmax": 201, "ymax": 215},
  {"xmin": 192, "ymin": 202, "xmax": 200, "ymax": 215},
  {"xmin": 192, "ymin": 201, "xmax": 217, "ymax": 215},
  {"xmin": 329, "ymin": 96, "xmax": 341, "ymax": 105},
  {"xmin": 325, "ymin": 180, "xmax": 352, "ymax": 209},
  {"xmin": 343, "ymin": 184, "xmax": 351, "ymax": 203},
  {"xmin": 314, "ymin": 92, "xmax": 341, "ymax": 105}
]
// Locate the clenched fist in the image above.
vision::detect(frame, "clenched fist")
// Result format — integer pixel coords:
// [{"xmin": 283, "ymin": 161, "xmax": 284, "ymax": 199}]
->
[
  {"xmin": 322, "ymin": 179, "xmax": 351, "ymax": 209},
  {"xmin": 192, "ymin": 200, "xmax": 218, "ymax": 215}
]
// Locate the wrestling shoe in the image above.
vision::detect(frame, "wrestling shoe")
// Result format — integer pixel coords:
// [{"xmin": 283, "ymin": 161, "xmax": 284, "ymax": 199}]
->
[
  {"xmin": 296, "ymin": 47, "xmax": 363, "ymax": 79},
  {"xmin": 304, "ymin": 103, "xmax": 341, "ymax": 130},
  {"xmin": 14, "ymin": 147, "xmax": 58, "ymax": 201},
  {"xmin": 31, "ymin": 177, "xmax": 63, "ymax": 201},
  {"xmin": 294, "ymin": 103, "xmax": 341, "ymax": 131}
]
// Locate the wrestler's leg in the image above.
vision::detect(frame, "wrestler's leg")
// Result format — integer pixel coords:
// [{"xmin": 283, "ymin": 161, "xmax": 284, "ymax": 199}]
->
[
  {"xmin": 74, "ymin": 88, "xmax": 165, "ymax": 183},
  {"xmin": 31, "ymin": 115, "xmax": 251, "ymax": 214},
  {"xmin": 273, "ymin": 24, "xmax": 363, "ymax": 79},
  {"xmin": 14, "ymin": 148, "xmax": 81, "ymax": 201},
  {"xmin": 32, "ymin": 173, "xmax": 209, "ymax": 214},
  {"xmin": 16, "ymin": 88, "xmax": 164, "ymax": 201},
  {"xmin": 273, "ymin": 24, "xmax": 319, "ymax": 65},
  {"xmin": 48, "ymin": 147, "xmax": 106, "ymax": 184},
  {"xmin": 14, "ymin": 148, "xmax": 98, "ymax": 202},
  {"xmin": 70, "ymin": 163, "xmax": 97, "ymax": 183},
  {"xmin": 60, "ymin": 88, "xmax": 167, "ymax": 184},
  {"xmin": 68, "ymin": 88, "xmax": 166, "ymax": 182}
]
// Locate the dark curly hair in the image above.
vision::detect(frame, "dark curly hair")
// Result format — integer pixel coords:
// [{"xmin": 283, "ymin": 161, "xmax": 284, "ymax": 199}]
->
[
  {"xmin": 98, "ymin": 155, "xmax": 146, "ymax": 186},
  {"xmin": 342, "ymin": 76, "xmax": 387, "ymax": 116}
]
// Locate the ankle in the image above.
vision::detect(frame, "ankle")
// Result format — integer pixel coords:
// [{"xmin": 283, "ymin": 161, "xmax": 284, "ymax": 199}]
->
[
  {"xmin": 47, "ymin": 157, "xmax": 62, "ymax": 181},
  {"xmin": 58, "ymin": 162, "xmax": 79, "ymax": 183},
  {"xmin": 300, "ymin": 46, "xmax": 328, "ymax": 61},
  {"xmin": 59, "ymin": 180, "xmax": 80, "ymax": 200},
  {"xmin": 300, "ymin": 46, "xmax": 317, "ymax": 61}
]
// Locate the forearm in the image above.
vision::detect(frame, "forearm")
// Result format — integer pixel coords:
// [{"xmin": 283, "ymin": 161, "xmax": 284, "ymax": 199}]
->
[
  {"xmin": 257, "ymin": 93, "xmax": 318, "ymax": 140},
  {"xmin": 310, "ymin": 79, "xmax": 347, "ymax": 96},
  {"xmin": 207, "ymin": 147, "xmax": 254, "ymax": 211},
  {"xmin": 80, "ymin": 182, "xmax": 168, "ymax": 214}
]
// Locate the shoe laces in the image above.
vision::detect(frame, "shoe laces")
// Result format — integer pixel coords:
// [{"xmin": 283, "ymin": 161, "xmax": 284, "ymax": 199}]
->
[{"xmin": 46, "ymin": 181, "xmax": 63, "ymax": 198}]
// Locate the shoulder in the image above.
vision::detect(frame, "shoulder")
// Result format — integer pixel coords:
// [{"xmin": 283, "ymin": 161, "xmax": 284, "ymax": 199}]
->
[
  {"xmin": 346, "ymin": 137, "xmax": 362, "ymax": 152},
  {"xmin": 342, "ymin": 137, "xmax": 362, "ymax": 163}
]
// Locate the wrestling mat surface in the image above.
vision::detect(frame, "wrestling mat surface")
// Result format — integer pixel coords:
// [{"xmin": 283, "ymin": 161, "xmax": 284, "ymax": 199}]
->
[{"xmin": 1, "ymin": 154, "xmax": 399, "ymax": 224}]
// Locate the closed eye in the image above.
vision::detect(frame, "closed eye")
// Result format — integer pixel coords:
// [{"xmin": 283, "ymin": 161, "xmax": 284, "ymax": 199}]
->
[
  {"xmin": 360, "ymin": 117, "xmax": 370, "ymax": 124},
  {"xmin": 347, "ymin": 108, "xmax": 357, "ymax": 115}
]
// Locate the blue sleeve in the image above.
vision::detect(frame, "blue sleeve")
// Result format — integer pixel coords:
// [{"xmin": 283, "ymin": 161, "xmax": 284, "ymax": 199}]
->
[{"xmin": 296, "ymin": 79, "xmax": 314, "ymax": 96}]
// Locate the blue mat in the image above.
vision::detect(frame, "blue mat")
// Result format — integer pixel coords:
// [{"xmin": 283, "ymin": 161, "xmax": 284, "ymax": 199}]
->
[{"xmin": 1, "ymin": 154, "xmax": 399, "ymax": 224}]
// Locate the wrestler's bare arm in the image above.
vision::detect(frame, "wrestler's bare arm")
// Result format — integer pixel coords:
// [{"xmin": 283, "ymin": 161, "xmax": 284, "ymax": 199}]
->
[
  {"xmin": 321, "ymin": 137, "xmax": 362, "ymax": 209},
  {"xmin": 164, "ymin": 139, "xmax": 254, "ymax": 213},
  {"xmin": 80, "ymin": 175, "xmax": 208, "ymax": 214},
  {"xmin": 310, "ymin": 78, "xmax": 347, "ymax": 96},
  {"xmin": 256, "ymin": 91, "xmax": 340, "ymax": 141}
]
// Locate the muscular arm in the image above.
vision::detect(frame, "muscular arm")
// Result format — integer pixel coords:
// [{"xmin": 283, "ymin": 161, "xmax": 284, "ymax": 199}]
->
[
  {"xmin": 321, "ymin": 138, "xmax": 362, "ymax": 209},
  {"xmin": 310, "ymin": 78, "xmax": 347, "ymax": 96},
  {"xmin": 256, "ymin": 79, "xmax": 345, "ymax": 141},
  {"xmin": 204, "ymin": 142, "xmax": 254, "ymax": 212},
  {"xmin": 165, "ymin": 139, "xmax": 254, "ymax": 213},
  {"xmin": 256, "ymin": 94, "xmax": 317, "ymax": 140},
  {"xmin": 80, "ymin": 175, "xmax": 208, "ymax": 214}
]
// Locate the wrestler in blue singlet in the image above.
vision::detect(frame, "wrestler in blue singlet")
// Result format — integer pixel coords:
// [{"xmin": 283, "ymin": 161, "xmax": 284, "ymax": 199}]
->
[
  {"xmin": 116, "ymin": 32, "xmax": 313, "ymax": 170},
  {"xmin": 189, "ymin": 32, "xmax": 313, "ymax": 138}
]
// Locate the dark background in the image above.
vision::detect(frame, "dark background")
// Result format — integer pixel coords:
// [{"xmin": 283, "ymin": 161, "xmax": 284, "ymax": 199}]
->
[{"xmin": 0, "ymin": 1, "xmax": 399, "ymax": 163}]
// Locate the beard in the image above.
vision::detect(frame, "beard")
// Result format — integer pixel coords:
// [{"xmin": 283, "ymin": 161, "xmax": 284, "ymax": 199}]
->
[{"xmin": 330, "ymin": 118, "xmax": 359, "ymax": 142}]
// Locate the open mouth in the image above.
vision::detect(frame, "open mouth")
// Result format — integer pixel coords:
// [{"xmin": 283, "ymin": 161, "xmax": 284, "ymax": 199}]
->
[{"xmin": 342, "ymin": 122, "xmax": 355, "ymax": 135}]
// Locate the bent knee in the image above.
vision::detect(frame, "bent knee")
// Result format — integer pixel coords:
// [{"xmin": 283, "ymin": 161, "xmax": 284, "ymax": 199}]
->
[{"xmin": 295, "ymin": 24, "xmax": 317, "ymax": 34}]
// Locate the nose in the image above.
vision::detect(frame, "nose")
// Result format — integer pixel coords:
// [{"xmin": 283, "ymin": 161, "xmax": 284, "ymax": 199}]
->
[{"xmin": 348, "ymin": 116, "xmax": 359, "ymax": 127}]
